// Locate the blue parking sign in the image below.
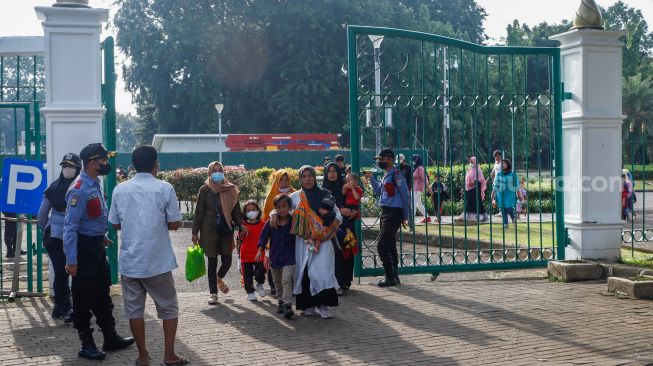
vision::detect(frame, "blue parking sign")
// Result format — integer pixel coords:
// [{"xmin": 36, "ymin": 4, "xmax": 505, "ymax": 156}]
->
[{"xmin": 0, "ymin": 158, "xmax": 47, "ymax": 215}]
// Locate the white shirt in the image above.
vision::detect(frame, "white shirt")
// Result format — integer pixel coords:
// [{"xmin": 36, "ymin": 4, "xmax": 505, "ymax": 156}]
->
[
  {"xmin": 108, "ymin": 173, "xmax": 182, "ymax": 278},
  {"xmin": 493, "ymin": 160, "xmax": 502, "ymax": 176}
]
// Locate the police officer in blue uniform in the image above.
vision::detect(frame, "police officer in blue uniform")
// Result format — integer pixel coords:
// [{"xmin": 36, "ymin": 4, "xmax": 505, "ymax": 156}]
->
[
  {"xmin": 365, "ymin": 148, "xmax": 411, "ymax": 287},
  {"xmin": 63, "ymin": 143, "xmax": 134, "ymax": 360}
]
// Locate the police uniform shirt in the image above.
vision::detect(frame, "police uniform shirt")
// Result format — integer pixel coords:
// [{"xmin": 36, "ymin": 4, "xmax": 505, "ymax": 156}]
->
[
  {"xmin": 63, "ymin": 172, "xmax": 108, "ymax": 266},
  {"xmin": 370, "ymin": 166, "xmax": 411, "ymax": 221}
]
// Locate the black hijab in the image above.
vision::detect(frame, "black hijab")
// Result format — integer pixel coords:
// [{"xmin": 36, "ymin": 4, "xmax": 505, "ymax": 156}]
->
[
  {"xmin": 321, "ymin": 162, "xmax": 345, "ymax": 207},
  {"xmin": 298, "ymin": 165, "xmax": 331, "ymax": 214},
  {"xmin": 44, "ymin": 166, "xmax": 81, "ymax": 212}
]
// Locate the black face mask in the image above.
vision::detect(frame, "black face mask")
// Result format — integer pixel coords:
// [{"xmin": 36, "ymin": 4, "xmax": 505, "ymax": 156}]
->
[
  {"xmin": 378, "ymin": 161, "xmax": 389, "ymax": 170},
  {"xmin": 97, "ymin": 162, "xmax": 112, "ymax": 176}
]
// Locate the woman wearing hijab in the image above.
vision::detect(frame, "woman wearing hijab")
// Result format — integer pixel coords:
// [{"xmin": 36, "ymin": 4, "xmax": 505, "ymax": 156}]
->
[
  {"xmin": 37, "ymin": 153, "xmax": 82, "ymax": 323},
  {"xmin": 261, "ymin": 169, "xmax": 296, "ymax": 296},
  {"xmin": 192, "ymin": 161, "xmax": 243, "ymax": 305},
  {"xmin": 491, "ymin": 159, "xmax": 518, "ymax": 228},
  {"xmin": 411, "ymin": 154, "xmax": 430, "ymax": 223},
  {"xmin": 262, "ymin": 169, "xmax": 296, "ymax": 221},
  {"xmin": 322, "ymin": 162, "xmax": 351, "ymax": 294},
  {"xmin": 462, "ymin": 156, "xmax": 488, "ymax": 221},
  {"xmin": 271, "ymin": 165, "xmax": 341, "ymax": 318}
]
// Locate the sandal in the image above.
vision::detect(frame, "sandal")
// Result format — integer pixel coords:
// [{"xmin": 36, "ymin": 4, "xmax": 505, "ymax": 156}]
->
[
  {"xmin": 217, "ymin": 277, "xmax": 229, "ymax": 294},
  {"xmin": 162, "ymin": 357, "xmax": 190, "ymax": 366}
]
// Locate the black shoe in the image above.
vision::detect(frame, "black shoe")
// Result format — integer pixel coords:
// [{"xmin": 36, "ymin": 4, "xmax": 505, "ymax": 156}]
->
[
  {"xmin": 283, "ymin": 304, "xmax": 294, "ymax": 319},
  {"xmin": 102, "ymin": 330, "xmax": 135, "ymax": 351},
  {"xmin": 52, "ymin": 305, "xmax": 63, "ymax": 319},
  {"xmin": 78, "ymin": 330, "xmax": 106, "ymax": 360},
  {"xmin": 270, "ymin": 288, "xmax": 277, "ymax": 296},
  {"xmin": 277, "ymin": 301, "xmax": 284, "ymax": 314},
  {"xmin": 5, "ymin": 252, "xmax": 14, "ymax": 258},
  {"xmin": 377, "ymin": 277, "xmax": 398, "ymax": 287},
  {"xmin": 64, "ymin": 310, "xmax": 74, "ymax": 324},
  {"xmin": 19, "ymin": 250, "xmax": 27, "ymax": 256}
]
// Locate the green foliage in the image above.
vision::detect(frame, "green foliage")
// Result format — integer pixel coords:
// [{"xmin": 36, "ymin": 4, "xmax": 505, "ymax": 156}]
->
[
  {"xmin": 113, "ymin": 0, "xmax": 486, "ymax": 140},
  {"xmin": 116, "ymin": 113, "xmax": 139, "ymax": 152}
]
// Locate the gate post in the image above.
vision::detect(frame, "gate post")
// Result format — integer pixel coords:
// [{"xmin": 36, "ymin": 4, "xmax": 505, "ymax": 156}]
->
[
  {"xmin": 550, "ymin": 28, "xmax": 627, "ymax": 261},
  {"xmin": 34, "ymin": 4, "xmax": 109, "ymax": 185}
]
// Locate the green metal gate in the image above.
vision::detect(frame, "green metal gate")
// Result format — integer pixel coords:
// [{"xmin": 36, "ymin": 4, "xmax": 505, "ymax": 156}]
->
[
  {"xmin": 347, "ymin": 26, "xmax": 565, "ymax": 277},
  {"xmin": 0, "ymin": 53, "xmax": 46, "ymax": 296}
]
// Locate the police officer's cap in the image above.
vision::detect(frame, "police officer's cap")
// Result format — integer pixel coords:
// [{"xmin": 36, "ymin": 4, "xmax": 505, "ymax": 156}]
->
[
  {"xmin": 60, "ymin": 153, "xmax": 82, "ymax": 167},
  {"xmin": 374, "ymin": 148, "xmax": 395, "ymax": 160},
  {"xmin": 79, "ymin": 143, "xmax": 116, "ymax": 162}
]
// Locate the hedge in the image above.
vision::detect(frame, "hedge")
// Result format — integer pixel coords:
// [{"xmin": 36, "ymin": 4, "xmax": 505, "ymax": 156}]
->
[{"xmin": 150, "ymin": 165, "xmax": 555, "ymax": 219}]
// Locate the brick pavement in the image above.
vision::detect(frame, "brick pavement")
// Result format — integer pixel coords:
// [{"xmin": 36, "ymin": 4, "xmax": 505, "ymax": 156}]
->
[{"xmin": 1, "ymin": 271, "xmax": 653, "ymax": 365}]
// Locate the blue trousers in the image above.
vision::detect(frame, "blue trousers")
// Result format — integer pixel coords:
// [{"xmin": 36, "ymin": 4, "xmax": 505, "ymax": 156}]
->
[{"xmin": 501, "ymin": 207, "xmax": 515, "ymax": 225}]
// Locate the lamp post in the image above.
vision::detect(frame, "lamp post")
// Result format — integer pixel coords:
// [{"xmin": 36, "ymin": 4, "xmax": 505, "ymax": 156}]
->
[
  {"xmin": 368, "ymin": 35, "xmax": 384, "ymax": 155},
  {"xmin": 215, "ymin": 103, "xmax": 224, "ymax": 162}
]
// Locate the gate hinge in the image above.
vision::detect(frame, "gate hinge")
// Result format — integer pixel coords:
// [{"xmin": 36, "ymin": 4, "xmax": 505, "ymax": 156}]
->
[{"xmin": 561, "ymin": 82, "xmax": 573, "ymax": 101}]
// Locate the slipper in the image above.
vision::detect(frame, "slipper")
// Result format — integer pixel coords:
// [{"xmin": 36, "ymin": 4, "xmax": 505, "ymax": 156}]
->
[{"xmin": 161, "ymin": 357, "xmax": 190, "ymax": 366}]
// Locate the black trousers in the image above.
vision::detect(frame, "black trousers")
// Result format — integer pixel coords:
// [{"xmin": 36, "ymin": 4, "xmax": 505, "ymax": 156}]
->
[
  {"xmin": 296, "ymin": 268, "xmax": 338, "ymax": 310},
  {"xmin": 45, "ymin": 237, "xmax": 72, "ymax": 313},
  {"xmin": 3, "ymin": 212, "xmax": 17, "ymax": 254},
  {"xmin": 71, "ymin": 234, "xmax": 116, "ymax": 334},
  {"xmin": 207, "ymin": 255, "xmax": 232, "ymax": 294},
  {"xmin": 242, "ymin": 262, "xmax": 265, "ymax": 294},
  {"xmin": 378, "ymin": 207, "xmax": 403, "ymax": 277}
]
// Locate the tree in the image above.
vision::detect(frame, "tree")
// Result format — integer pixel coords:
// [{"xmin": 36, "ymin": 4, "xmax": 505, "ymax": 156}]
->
[
  {"xmin": 602, "ymin": 1, "xmax": 653, "ymax": 78},
  {"xmin": 116, "ymin": 113, "xmax": 139, "ymax": 152},
  {"xmin": 113, "ymin": 0, "xmax": 487, "ymax": 143},
  {"xmin": 622, "ymin": 73, "xmax": 653, "ymax": 164}
]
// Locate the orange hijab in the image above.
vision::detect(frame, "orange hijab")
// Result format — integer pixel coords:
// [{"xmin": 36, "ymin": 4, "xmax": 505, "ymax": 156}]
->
[
  {"xmin": 262, "ymin": 169, "xmax": 296, "ymax": 221},
  {"xmin": 205, "ymin": 161, "xmax": 240, "ymax": 230}
]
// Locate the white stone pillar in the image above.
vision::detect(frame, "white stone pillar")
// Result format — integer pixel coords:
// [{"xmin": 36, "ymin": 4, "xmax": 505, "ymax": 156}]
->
[
  {"xmin": 550, "ymin": 29, "xmax": 627, "ymax": 261},
  {"xmin": 34, "ymin": 6, "xmax": 108, "ymax": 184}
]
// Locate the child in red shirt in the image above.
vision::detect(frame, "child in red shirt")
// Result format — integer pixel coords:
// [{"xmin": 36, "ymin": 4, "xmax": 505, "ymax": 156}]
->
[
  {"xmin": 238, "ymin": 200, "xmax": 267, "ymax": 301},
  {"xmin": 341, "ymin": 173, "xmax": 362, "ymax": 263}
]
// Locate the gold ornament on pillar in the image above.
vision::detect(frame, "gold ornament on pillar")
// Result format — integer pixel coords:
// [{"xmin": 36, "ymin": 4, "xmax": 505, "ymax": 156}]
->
[
  {"xmin": 572, "ymin": 0, "xmax": 604, "ymax": 29},
  {"xmin": 53, "ymin": 0, "xmax": 90, "ymax": 8}
]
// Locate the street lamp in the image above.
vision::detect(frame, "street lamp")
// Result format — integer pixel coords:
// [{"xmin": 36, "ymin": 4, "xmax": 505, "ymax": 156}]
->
[
  {"xmin": 368, "ymin": 35, "xmax": 384, "ymax": 155},
  {"xmin": 214, "ymin": 103, "xmax": 224, "ymax": 162}
]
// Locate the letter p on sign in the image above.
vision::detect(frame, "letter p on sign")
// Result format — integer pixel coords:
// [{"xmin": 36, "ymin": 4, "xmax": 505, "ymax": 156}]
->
[{"xmin": 0, "ymin": 158, "xmax": 48, "ymax": 215}]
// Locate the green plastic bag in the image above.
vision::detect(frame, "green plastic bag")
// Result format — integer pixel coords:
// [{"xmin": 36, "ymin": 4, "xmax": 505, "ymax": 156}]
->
[{"xmin": 185, "ymin": 244, "xmax": 206, "ymax": 282}]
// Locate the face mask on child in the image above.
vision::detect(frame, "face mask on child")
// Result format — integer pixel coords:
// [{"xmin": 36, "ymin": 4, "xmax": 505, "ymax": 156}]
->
[
  {"xmin": 278, "ymin": 187, "xmax": 290, "ymax": 193},
  {"xmin": 246, "ymin": 211, "xmax": 259, "ymax": 220},
  {"xmin": 211, "ymin": 172, "xmax": 224, "ymax": 183}
]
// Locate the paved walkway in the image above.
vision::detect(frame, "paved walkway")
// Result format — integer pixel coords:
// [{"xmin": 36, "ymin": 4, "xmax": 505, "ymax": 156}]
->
[{"xmin": 1, "ymin": 269, "xmax": 653, "ymax": 365}]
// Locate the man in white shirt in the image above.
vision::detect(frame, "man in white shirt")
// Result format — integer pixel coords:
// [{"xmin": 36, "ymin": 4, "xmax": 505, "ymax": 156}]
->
[
  {"xmin": 108, "ymin": 145, "xmax": 188, "ymax": 366},
  {"xmin": 490, "ymin": 150, "xmax": 503, "ymax": 180}
]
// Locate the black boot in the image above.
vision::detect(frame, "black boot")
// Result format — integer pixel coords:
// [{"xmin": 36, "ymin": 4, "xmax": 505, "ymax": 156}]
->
[
  {"xmin": 277, "ymin": 300, "xmax": 285, "ymax": 314},
  {"xmin": 78, "ymin": 330, "xmax": 106, "ymax": 360},
  {"xmin": 102, "ymin": 328, "xmax": 135, "ymax": 351},
  {"xmin": 377, "ymin": 264, "xmax": 398, "ymax": 287}
]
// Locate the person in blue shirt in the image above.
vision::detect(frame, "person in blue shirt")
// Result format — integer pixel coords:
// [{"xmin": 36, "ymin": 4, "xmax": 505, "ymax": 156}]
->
[
  {"xmin": 491, "ymin": 159, "xmax": 518, "ymax": 228},
  {"xmin": 37, "ymin": 152, "xmax": 82, "ymax": 323},
  {"xmin": 63, "ymin": 143, "xmax": 134, "ymax": 361},
  {"xmin": 364, "ymin": 148, "xmax": 411, "ymax": 287}
]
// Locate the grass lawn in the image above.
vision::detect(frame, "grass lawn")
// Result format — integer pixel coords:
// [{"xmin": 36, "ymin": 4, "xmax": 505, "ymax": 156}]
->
[
  {"xmin": 634, "ymin": 180, "xmax": 653, "ymax": 189},
  {"xmin": 400, "ymin": 221, "xmax": 556, "ymax": 248},
  {"xmin": 620, "ymin": 248, "xmax": 653, "ymax": 269}
]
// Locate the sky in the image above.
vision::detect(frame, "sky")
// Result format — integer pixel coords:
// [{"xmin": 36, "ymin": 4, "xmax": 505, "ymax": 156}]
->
[{"xmin": 1, "ymin": 0, "xmax": 652, "ymax": 114}]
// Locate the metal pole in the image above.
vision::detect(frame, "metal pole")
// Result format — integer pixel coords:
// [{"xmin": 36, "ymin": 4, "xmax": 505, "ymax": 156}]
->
[
  {"xmin": 374, "ymin": 47, "xmax": 381, "ymax": 155},
  {"xmin": 219, "ymin": 112, "xmax": 223, "ymax": 162},
  {"xmin": 443, "ymin": 47, "xmax": 449, "ymax": 166},
  {"xmin": 511, "ymin": 107, "xmax": 516, "ymax": 162}
]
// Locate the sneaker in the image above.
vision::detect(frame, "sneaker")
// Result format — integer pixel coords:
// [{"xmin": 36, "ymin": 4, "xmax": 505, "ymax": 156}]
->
[
  {"xmin": 247, "ymin": 292, "xmax": 257, "ymax": 301},
  {"xmin": 256, "ymin": 284, "xmax": 266, "ymax": 298},
  {"xmin": 377, "ymin": 277, "xmax": 398, "ymax": 287},
  {"xmin": 207, "ymin": 294, "xmax": 218, "ymax": 305},
  {"xmin": 303, "ymin": 307, "xmax": 317, "ymax": 316},
  {"xmin": 284, "ymin": 304, "xmax": 294, "ymax": 319},
  {"xmin": 316, "ymin": 305, "xmax": 333, "ymax": 319},
  {"xmin": 52, "ymin": 305, "xmax": 63, "ymax": 319},
  {"xmin": 336, "ymin": 288, "xmax": 344, "ymax": 296},
  {"xmin": 277, "ymin": 301, "xmax": 284, "ymax": 314}
]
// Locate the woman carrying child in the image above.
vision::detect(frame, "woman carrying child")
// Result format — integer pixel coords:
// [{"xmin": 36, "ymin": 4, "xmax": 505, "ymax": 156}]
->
[{"xmin": 270, "ymin": 165, "xmax": 341, "ymax": 319}]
